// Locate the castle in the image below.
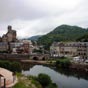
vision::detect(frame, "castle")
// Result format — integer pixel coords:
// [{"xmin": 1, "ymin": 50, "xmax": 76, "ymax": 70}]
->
[
  {"xmin": 0, "ymin": 25, "xmax": 17, "ymax": 42},
  {"xmin": 0, "ymin": 26, "xmax": 33, "ymax": 54}
]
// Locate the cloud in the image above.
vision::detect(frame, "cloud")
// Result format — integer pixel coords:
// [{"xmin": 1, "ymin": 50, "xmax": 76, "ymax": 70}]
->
[
  {"xmin": 0, "ymin": 0, "xmax": 81, "ymax": 21},
  {"xmin": 0, "ymin": 0, "xmax": 88, "ymax": 38}
]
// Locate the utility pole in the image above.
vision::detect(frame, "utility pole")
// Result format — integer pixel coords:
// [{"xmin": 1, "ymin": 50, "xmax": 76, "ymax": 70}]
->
[
  {"xmin": 0, "ymin": 75, "xmax": 1, "ymax": 88},
  {"xmin": 4, "ymin": 78, "xmax": 6, "ymax": 88}
]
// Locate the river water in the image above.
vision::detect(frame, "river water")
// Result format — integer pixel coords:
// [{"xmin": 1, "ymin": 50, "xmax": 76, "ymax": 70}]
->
[{"xmin": 22, "ymin": 65, "xmax": 88, "ymax": 88}]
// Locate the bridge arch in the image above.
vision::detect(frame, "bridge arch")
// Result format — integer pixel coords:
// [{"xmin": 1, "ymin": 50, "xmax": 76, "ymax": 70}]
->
[
  {"xmin": 33, "ymin": 56, "xmax": 39, "ymax": 60},
  {"xmin": 42, "ymin": 57, "xmax": 46, "ymax": 60}
]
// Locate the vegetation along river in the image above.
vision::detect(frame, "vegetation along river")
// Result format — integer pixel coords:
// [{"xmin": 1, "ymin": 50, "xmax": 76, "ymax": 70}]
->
[{"xmin": 22, "ymin": 65, "xmax": 88, "ymax": 88}]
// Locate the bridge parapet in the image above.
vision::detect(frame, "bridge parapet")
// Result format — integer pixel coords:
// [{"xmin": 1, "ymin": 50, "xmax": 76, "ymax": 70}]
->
[
  {"xmin": 30, "ymin": 54, "xmax": 50, "ymax": 60},
  {"xmin": 0, "ymin": 53, "xmax": 50, "ymax": 61}
]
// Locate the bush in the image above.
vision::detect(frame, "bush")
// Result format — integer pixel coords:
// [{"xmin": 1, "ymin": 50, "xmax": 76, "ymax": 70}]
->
[
  {"xmin": 28, "ymin": 75, "xmax": 38, "ymax": 81},
  {"xmin": 28, "ymin": 75, "xmax": 43, "ymax": 88},
  {"xmin": 0, "ymin": 60, "xmax": 22, "ymax": 72},
  {"xmin": 38, "ymin": 73, "xmax": 52, "ymax": 87},
  {"xmin": 28, "ymin": 74, "xmax": 58, "ymax": 88},
  {"xmin": 46, "ymin": 83, "xmax": 58, "ymax": 88},
  {"xmin": 33, "ymin": 49, "xmax": 42, "ymax": 54},
  {"xmin": 11, "ymin": 62, "xmax": 22, "ymax": 72},
  {"xmin": 56, "ymin": 58, "xmax": 71, "ymax": 68}
]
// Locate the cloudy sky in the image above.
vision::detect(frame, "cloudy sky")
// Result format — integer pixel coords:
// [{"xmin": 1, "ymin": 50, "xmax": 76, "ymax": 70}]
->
[{"xmin": 0, "ymin": 0, "xmax": 88, "ymax": 38}]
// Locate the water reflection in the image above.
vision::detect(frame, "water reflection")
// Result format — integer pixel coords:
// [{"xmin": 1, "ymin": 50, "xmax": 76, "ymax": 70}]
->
[
  {"xmin": 55, "ymin": 68, "xmax": 88, "ymax": 80},
  {"xmin": 22, "ymin": 65, "xmax": 88, "ymax": 88}
]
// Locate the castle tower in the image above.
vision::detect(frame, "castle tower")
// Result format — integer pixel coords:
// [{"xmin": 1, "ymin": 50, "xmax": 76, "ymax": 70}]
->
[
  {"xmin": 7, "ymin": 25, "xmax": 17, "ymax": 42},
  {"xmin": 1, "ymin": 25, "xmax": 17, "ymax": 42},
  {"xmin": 8, "ymin": 25, "xmax": 12, "ymax": 33}
]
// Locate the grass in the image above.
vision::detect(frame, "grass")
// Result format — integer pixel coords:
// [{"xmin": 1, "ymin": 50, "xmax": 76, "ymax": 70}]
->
[
  {"xmin": 28, "ymin": 76, "xmax": 42, "ymax": 88},
  {"xmin": 12, "ymin": 73, "xmax": 42, "ymax": 88},
  {"xmin": 12, "ymin": 81, "xmax": 27, "ymax": 88},
  {"xmin": 31, "ymin": 79, "xmax": 42, "ymax": 88}
]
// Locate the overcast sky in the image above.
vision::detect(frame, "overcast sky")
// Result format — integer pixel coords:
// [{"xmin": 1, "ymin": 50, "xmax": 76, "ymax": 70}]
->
[{"xmin": 0, "ymin": 0, "xmax": 88, "ymax": 38}]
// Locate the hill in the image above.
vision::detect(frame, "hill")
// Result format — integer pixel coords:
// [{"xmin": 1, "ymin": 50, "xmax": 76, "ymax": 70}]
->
[
  {"xmin": 76, "ymin": 34, "xmax": 88, "ymax": 42},
  {"xmin": 37, "ymin": 24, "xmax": 88, "ymax": 49},
  {"xmin": 28, "ymin": 35, "xmax": 42, "ymax": 41}
]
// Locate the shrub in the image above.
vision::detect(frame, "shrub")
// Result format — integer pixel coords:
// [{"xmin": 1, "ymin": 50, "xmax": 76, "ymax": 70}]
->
[
  {"xmin": 11, "ymin": 62, "xmax": 22, "ymax": 72},
  {"xmin": 28, "ymin": 74, "xmax": 58, "ymax": 88},
  {"xmin": 0, "ymin": 60, "xmax": 22, "ymax": 72},
  {"xmin": 28, "ymin": 75, "xmax": 38, "ymax": 81},
  {"xmin": 46, "ymin": 83, "xmax": 58, "ymax": 88},
  {"xmin": 56, "ymin": 58, "xmax": 71, "ymax": 68},
  {"xmin": 38, "ymin": 73, "xmax": 52, "ymax": 87}
]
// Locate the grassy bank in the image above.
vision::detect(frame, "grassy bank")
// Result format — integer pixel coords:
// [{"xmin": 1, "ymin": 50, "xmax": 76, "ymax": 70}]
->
[
  {"xmin": 13, "ymin": 73, "xmax": 58, "ymax": 88},
  {"xmin": 12, "ymin": 73, "xmax": 42, "ymax": 88}
]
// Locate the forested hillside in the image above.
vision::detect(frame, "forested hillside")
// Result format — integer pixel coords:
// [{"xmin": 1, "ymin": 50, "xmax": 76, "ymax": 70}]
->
[{"xmin": 37, "ymin": 25, "xmax": 88, "ymax": 49}]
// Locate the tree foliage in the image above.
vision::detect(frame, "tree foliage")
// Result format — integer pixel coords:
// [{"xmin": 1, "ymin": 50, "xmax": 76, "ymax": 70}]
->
[
  {"xmin": 37, "ymin": 24, "xmax": 88, "ymax": 49},
  {"xmin": 76, "ymin": 34, "xmax": 88, "ymax": 42},
  {"xmin": 56, "ymin": 57, "xmax": 71, "ymax": 68},
  {"xmin": 28, "ymin": 73, "xmax": 58, "ymax": 88},
  {"xmin": 46, "ymin": 83, "xmax": 58, "ymax": 88},
  {"xmin": 0, "ymin": 60, "xmax": 22, "ymax": 72},
  {"xmin": 38, "ymin": 73, "xmax": 52, "ymax": 87}
]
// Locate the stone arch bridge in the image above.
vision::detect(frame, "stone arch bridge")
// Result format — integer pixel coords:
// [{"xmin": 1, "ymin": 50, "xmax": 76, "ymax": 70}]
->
[
  {"xmin": 30, "ymin": 54, "xmax": 50, "ymax": 60},
  {"xmin": 0, "ymin": 53, "xmax": 50, "ymax": 61}
]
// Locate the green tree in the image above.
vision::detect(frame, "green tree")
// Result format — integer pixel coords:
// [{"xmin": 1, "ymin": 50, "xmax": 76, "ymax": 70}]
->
[
  {"xmin": 38, "ymin": 73, "xmax": 52, "ymax": 87},
  {"xmin": 46, "ymin": 83, "xmax": 58, "ymax": 88},
  {"xmin": 0, "ymin": 60, "xmax": 22, "ymax": 72},
  {"xmin": 56, "ymin": 57, "xmax": 71, "ymax": 68},
  {"xmin": 37, "ymin": 24, "xmax": 88, "ymax": 49}
]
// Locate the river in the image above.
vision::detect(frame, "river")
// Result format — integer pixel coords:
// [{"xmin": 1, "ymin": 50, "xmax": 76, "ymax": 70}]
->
[{"xmin": 22, "ymin": 65, "xmax": 88, "ymax": 88}]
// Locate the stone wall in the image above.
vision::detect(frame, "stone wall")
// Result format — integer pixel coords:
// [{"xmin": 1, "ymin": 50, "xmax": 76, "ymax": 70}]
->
[
  {"xmin": 0, "ymin": 54, "xmax": 29, "ymax": 60},
  {"xmin": 0, "ymin": 54, "xmax": 50, "ymax": 61}
]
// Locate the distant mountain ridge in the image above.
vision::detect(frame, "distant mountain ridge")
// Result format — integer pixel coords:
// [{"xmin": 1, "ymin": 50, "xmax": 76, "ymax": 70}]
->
[
  {"xmin": 28, "ymin": 35, "xmax": 42, "ymax": 41},
  {"xmin": 37, "ymin": 24, "xmax": 88, "ymax": 49}
]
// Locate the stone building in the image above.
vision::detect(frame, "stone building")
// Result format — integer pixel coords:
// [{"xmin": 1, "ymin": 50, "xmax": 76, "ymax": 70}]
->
[
  {"xmin": 10, "ymin": 42, "xmax": 23, "ymax": 54},
  {"xmin": 2, "ymin": 25, "xmax": 17, "ymax": 42},
  {"xmin": 0, "ymin": 37, "xmax": 2, "ymax": 42},
  {"xmin": 0, "ymin": 25, "xmax": 34, "ymax": 54},
  {"xmin": 50, "ymin": 42, "xmax": 88, "ymax": 61},
  {"xmin": 0, "ymin": 25, "xmax": 18, "ymax": 52},
  {"xmin": 77, "ymin": 43, "xmax": 88, "ymax": 61},
  {"xmin": 9, "ymin": 40, "xmax": 33, "ymax": 54},
  {"xmin": 21, "ymin": 39, "xmax": 33, "ymax": 54},
  {"xmin": 0, "ymin": 67, "xmax": 17, "ymax": 88},
  {"xmin": 0, "ymin": 42, "xmax": 8, "ymax": 52}
]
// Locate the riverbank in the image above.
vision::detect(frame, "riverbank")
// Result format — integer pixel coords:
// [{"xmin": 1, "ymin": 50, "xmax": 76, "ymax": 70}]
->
[
  {"xmin": 13, "ymin": 73, "xmax": 58, "ymax": 88},
  {"xmin": 70, "ymin": 62, "xmax": 88, "ymax": 73},
  {"xmin": 21, "ymin": 59, "xmax": 88, "ymax": 73},
  {"xmin": 22, "ymin": 65, "xmax": 88, "ymax": 88},
  {"xmin": 21, "ymin": 59, "xmax": 56, "ymax": 66},
  {"xmin": 12, "ymin": 73, "xmax": 42, "ymax": 88}
]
